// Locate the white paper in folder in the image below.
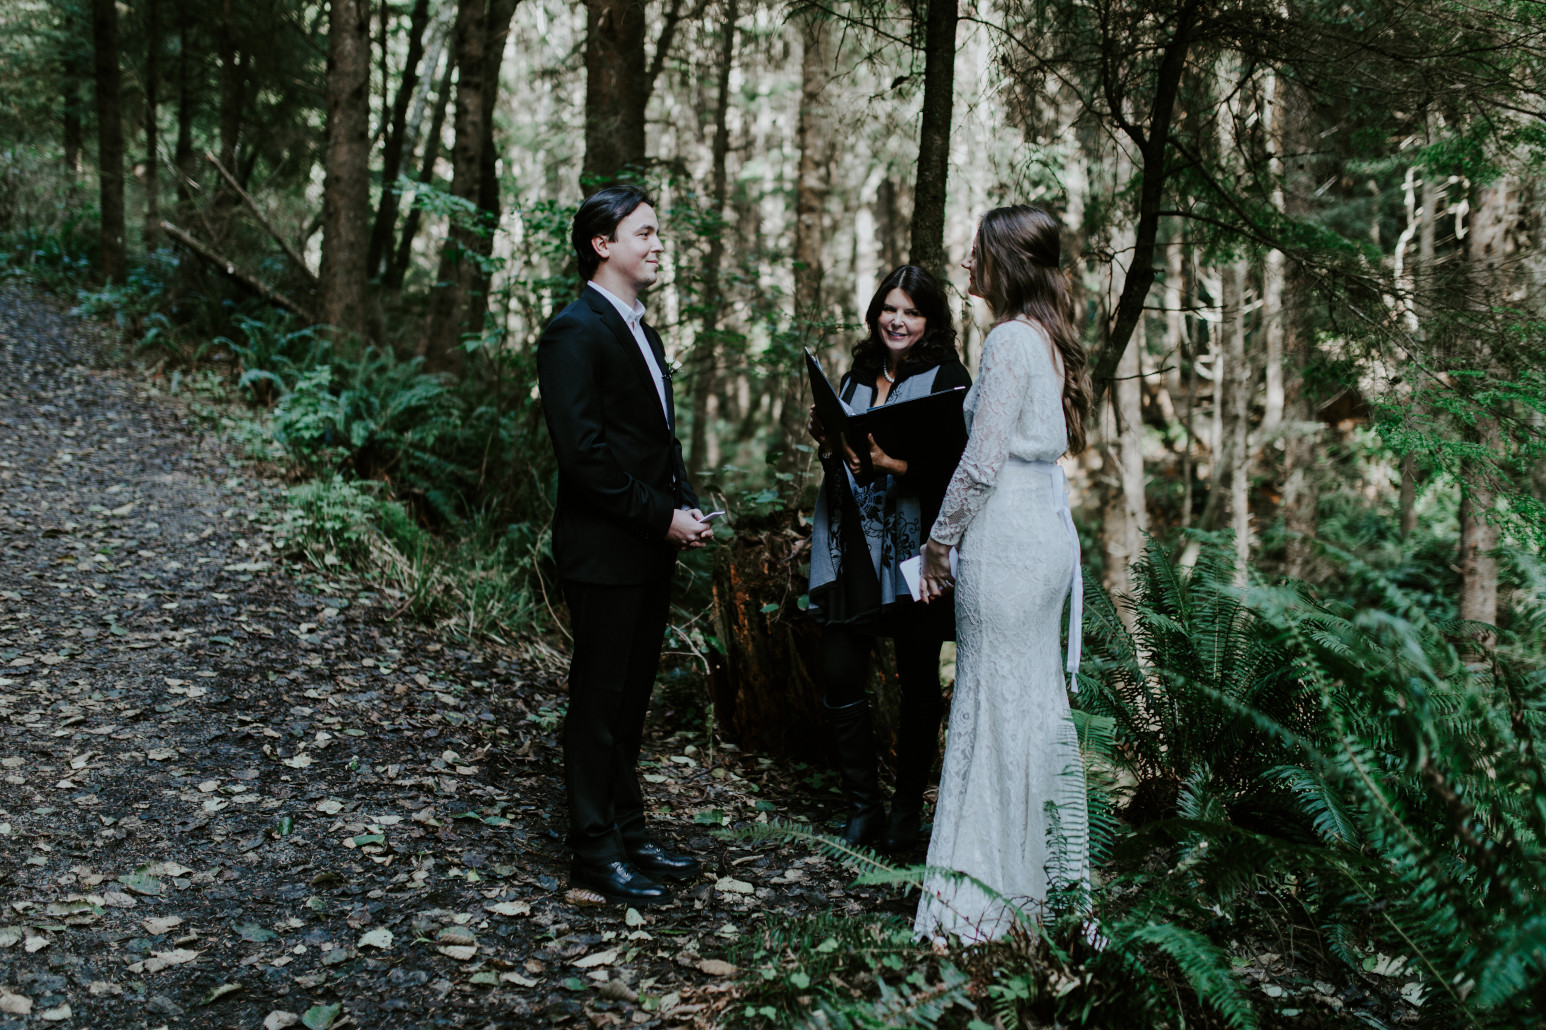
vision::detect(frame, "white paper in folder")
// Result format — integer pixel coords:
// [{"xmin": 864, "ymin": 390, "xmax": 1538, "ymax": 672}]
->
[{"xmin": 899, "ymin": 548, "xmax": 958, "ymax": 602}]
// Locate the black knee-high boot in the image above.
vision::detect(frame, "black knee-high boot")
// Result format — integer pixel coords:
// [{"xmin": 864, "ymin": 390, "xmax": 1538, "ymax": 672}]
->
[
  {"xmin": 880, "ymin": 697, "xmax": 943, "ymax": 851},
  {"xmin": 824, "ymin": 698, "xmax": 887, "ymax": 847}
]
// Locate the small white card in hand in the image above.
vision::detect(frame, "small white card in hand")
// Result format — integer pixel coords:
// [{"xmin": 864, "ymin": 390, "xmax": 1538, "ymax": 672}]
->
[{"xmin": 900, "ymin": 548, "xmax": 958, "ymax": 602}]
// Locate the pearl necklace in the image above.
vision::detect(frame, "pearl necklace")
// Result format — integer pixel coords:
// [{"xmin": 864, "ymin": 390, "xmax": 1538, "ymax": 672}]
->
[{"xmin": 882, "ymin": 358, "xmax": 896, "ymax": 384}]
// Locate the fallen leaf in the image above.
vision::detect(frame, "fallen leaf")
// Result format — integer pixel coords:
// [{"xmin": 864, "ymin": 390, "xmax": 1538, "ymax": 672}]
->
[
  {"xmin": 263, "ymin": 1012, "xmax": 301, "ymax": 1030},
  {"xmin": 316, "ymin": 799, "xmax": 344, "ymax": 815},
  {"xmin": 142, "ymin": 916, "xmax": 184, "ymax": 935},
  {"xmin": 714, "ymin": 876, "xmax": 755, "ymax": 895},
  {"xmin": 282, "ymin": 752, "xmax": 313, "ymax": 769},
  {"xmin": 202, "ymin": 982, "xmax": 242, "ymax": 1005},
  {"xmin": 357, "ymin": 928, "xmax": 393, "ymax": 950},
  {"xmin": 437, "ymin": 944, "xmax": 477, "ymax": 960},
  {"xmin": 500, "ymin": 972, "xmax": 538, "ymax": 987},
  {"xmin": 24, "ymin": 936, "xmax": 48, "ymax": 953},
  {"xmin": 39, "ymin": 1003, "xmax": 71, "ymax": 1021},
  {"xmin": 698, "ymin": 958, "xmax": 737, "ymax": 976},
  {"xmin": 574, "ymin": 948, "xmax": 619, "ymax": 968},
  {"xmin": 625, "ymin": 907, "xmax": 646, "ymax": 927},
  {"xmin": 301, "ymin": 1003, "xmax": 342, "ymax": 1030},
  {"xmin": 0, "ymin": 991, "xmax": 31, "ymax": 1015},
  {"xmin": 488, "ymin": 901, "xmax": 530, "ymax": 917},
  {"xmin": 146, "ymin": 748, "xmax": 177, "ymax": 761},
  {"xmin": 101, "ymin": 891, "xmax": 137, "ymax": 908},
  {"xmin": 141, "ymin": 948, "xmax": 201, "ymax": 973}
]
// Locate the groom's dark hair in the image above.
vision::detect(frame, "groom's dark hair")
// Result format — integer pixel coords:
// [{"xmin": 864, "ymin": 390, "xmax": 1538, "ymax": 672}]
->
[{"xmin": 573, "ymin": 184, "xmax": 656, "ymax": 280}]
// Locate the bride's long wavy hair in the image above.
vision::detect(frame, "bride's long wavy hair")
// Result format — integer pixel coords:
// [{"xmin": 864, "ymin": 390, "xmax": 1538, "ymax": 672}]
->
[{"xmin": 974, "ymin": 205, "xmax": 1091, "ymax": 456}]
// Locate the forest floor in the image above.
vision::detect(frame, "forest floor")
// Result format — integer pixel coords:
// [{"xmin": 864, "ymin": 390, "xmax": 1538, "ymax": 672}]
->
[{"xmin": 0, "ymin": 288, "xmax": 913, "ymax": 1029}]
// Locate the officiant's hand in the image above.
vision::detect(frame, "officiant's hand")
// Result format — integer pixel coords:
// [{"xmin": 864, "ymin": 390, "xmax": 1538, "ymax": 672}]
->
[
  {"xmin": 919, "ymin": 538, "xmax": 954, "ymax": 603},
  {"xmin": 667, "ymin": 509, "xmax": 713, "ymax": 549},
  {"xmin": 861, "ymin": 434, "xmax": 908, "ymax": 479},
  {"xmin": 806, "ymin": 405, "xmax": 830, "ymax": 450}
]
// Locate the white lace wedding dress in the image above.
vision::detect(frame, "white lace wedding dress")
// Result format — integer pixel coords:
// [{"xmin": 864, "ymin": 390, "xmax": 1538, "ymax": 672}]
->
[{"xmin": 914, "ymin": 317, "xmax": 1089, "ymax": 945}]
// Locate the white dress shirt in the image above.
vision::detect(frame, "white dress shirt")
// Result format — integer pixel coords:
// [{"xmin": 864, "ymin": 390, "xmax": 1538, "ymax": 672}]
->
[{"xmin": 588, "ymin": 281, "xmax": 670, "ymax": 425}]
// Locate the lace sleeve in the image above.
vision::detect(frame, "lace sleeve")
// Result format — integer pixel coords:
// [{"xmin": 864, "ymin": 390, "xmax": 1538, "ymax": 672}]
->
[{"xmin": 928, "ymin": 323, "xmax": 1042, "ymax": 546}]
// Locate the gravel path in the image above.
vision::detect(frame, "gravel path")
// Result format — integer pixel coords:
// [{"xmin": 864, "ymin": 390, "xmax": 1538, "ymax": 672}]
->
[{"xmin": 0, "ymin": 289, "xmax": 903, "ymax": 1029}]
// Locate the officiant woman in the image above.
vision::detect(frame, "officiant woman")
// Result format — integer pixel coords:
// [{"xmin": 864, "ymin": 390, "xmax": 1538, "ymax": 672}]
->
[{"xmin": 805, "ymin": 264, "xmax": 971, "ymax": 851}]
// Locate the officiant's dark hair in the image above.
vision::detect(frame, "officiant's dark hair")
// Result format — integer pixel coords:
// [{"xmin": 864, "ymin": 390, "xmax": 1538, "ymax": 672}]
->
[
  {"xmin": 975, "ymin": 205, "xmax": 1091, "ymax": 456},
  {"xmin": 854, "ymin": 265, "xmax": 958, "ymax": 375},
  {"xmin": 573, "ymin": 184, "xmax": 656, "ymax": 280}
]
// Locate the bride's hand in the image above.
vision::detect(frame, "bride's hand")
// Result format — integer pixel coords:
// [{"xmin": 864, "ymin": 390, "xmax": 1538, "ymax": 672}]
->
[{"xmin": 919, "ymin": 539, "xmax": 954, "ymax": 604}]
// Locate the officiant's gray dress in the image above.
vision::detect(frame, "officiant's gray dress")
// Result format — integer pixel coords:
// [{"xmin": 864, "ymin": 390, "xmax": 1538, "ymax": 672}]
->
[{"xmin": 914, "ymin": 318, "xmax": 1089, "ymax": 944}]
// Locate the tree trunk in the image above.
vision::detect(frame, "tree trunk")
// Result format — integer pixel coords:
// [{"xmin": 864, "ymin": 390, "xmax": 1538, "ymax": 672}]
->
[
  {"xmin": 92, "ymin": 0, "xmax": 126, "ymax": 282},
  {"xmin": 63, "ymin": 29, "xmax": 85, "ymax": 177},
  {"xmin": 1400, "ymin": 169, "xmax": 1440, "ymax": 538},
  {"xmin": 321, "ymin": 0, "xmax": 373, "ymax": 341},
  {"xmin": 1225, "ymin": 261, "xmax": 1251, "ymax": 572},
  {"xmin": 581, "ymin": 0, "xmax": 647, "ymax": 184},
  {"xmin": 420, "ymin": 0, "xmax": 489, "ymax": 368},
  {"xmin": 214, "ymin": 0, "xmax": 246, "ymax": 232},
  {"xmin": 387, "ymin": 51, "xmax": 455, "ymax": 291},
  {"xmin": 174, "ymin": 22, "xmax": 194, "ymax": 205},
  {"xmin": 1099, "ymin": 149, "xmax": 1146, "ymax": 606},
  {"xmin": 143, "ymin": 0, "xmax": 161, "ymax": 249},
  {"xmin": 367, "ymin": 0, "xmax": 433, "ymax": 278},
  {"xmin": 688, "ymin": 0, "xmax": 738, "ymax": 474},
  {"xmin": 906, "ymin": 0, "xmax": 956, "ymax": 282},
  {"xmin": 1458, "ymin": 175, "xmax": 1509, "ymax": 632},
  {"xmin": 1260, "ymin": 70, "xmax": 1285, "ymax": 438},
  {"xmin": 778, "ymin": 10, "xmax": 831, "ymax": 484},
  {"xmin": 461, "ymin": 0, "xmax": 523, "ymax": 338}
]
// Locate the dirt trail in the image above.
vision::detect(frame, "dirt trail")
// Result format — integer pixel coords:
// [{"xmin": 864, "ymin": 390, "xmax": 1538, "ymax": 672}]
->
[{"xmin": 0, "ymin": 289, "xmax": 899, "ymax": 1029}]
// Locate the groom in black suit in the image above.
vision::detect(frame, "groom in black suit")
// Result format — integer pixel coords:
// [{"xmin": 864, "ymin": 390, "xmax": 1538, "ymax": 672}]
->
[{"xmin": 536, "ymin": 184, "xmax": 713, "ymax": 905}]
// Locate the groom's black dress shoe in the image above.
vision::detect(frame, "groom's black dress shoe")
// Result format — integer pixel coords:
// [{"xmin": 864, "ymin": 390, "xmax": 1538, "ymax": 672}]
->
[
  {"xmin": 627, "ymin": 841, "xmax": 701, "ymax": 881},
  {"xmin": 569, "ymin": 859, "xmax": 671, "ymax": 906}
]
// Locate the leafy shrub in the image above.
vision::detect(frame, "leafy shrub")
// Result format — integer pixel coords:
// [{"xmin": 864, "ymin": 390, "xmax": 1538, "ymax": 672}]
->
[{"xmin": 217, "ymin": 311, "xmax": 330, "ymax": 404}]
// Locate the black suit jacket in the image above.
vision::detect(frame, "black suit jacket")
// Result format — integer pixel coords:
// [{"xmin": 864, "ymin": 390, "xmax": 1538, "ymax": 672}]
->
[{"xmin": 537, "ymin": 286, "xmax": 699, "ymax": 585}]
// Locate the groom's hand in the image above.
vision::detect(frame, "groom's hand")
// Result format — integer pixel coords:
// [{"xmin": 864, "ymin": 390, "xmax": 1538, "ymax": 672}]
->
[{"xmin": 666, "ymin": 508, "xmax": 713, "ymax": 549}]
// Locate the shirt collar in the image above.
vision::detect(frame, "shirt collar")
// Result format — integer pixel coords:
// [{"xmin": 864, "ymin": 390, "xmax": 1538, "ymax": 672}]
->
[{"xmin": 587, "ymin": 280, "xmax": 645, "ymax": 327}]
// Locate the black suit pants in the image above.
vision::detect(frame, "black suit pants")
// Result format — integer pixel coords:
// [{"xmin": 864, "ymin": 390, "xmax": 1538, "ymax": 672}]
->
[{"xmin": 560, "ymin": 576, "xmax": 672, "ymax": 863}]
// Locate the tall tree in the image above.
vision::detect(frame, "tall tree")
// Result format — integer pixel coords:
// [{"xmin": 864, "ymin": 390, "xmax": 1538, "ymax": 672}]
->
[
  {"xmin": 906, "ymin": 0, "xmax": 957, "ymax": 282},
  {"xmin": 321, "ymin": 0, "xmax": 374, "ymax": 340},
  {"xmin": 143, "ymin": 0, "xmax": 162, "ymax": 249},
  {"xmin": 367, "ymin": 0, "xmax": 433, "ymax": 278},
  {"xmin": 421, "ymin": 0, "xmax": 490, "ymax": 366},
  {"xmin": 581, "ymin": 0, "xmax": 647, "ymax": 183},
  {"xmin": 778, "ymin": 9, "xmax": 832, "ymax": 480},
  {"xmin": 1458, "ymin": 174, "xmax": 1510, "ymax": 632},
  {"xmin": 62, "ymin": 16, "xmax": 87, "ymax": 176},
  {"xmin": 387, "ymin": 50, "xmax": 455, "ymax": 290},
  {"xmin": 463, "ymin": 0, "xmax": 523, "ymax": 330},
  {"xmin": 173, "ymin": 21, "xmax": 195, "ymax": 206},
  {"xmin": 688, "ymin": 0, "xmax": 740, "ymax": 473},
  {"xmin": 91, "ymin": 0, "xmax": 125, "ymax": 281}
]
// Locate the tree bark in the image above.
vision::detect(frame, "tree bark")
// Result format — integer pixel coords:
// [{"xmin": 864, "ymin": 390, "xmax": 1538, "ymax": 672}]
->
[
  {"xmin": 367, "ymin": 0, "xmax": 433, "ymax": 277},
  {"xmin": 92, "ymin": 0, "xmax": 126, "ymax": 282},
  {"xmin": 421, "ymin": 0, "xmax": 490, "ymax": 367},
  {"xmin": 462, "ymin": 0, "xmax": 523, "ymax": 336},
  {"xmin": 688, "ymin": 0, "xmax": 739, "ymax": 474},
  {"xmin": 906, "ymin": 0, "xmax": 957, "ymax": 283},
  {"xmin": 174, "ymin": 22, "xmax": 194, "ymax": 205},
  {"xmin": 1458, "ymin": 175, "xmax": 1509, "ymax": 632},
  {"xmin": 1260, "ymin": 70, "xmax": 1285, "ymax": 437},
  {"xmin": 387, "ymin": 51, "xmax": 455, "ymax": 291},
  {"xmin": 581, "ymin": 0, "xmax": 648, "ymax": 184},
  {"xmin": 321, "ymin": 0, "xmax": 374, "ymax": 341},
  {"xmin": 214, "ymin": 0, "xmax": 247, "ymax": 231},
  {"xmin": 63, "ymin": 25, "xmax": 85, "ymax": 177},
  {"xmin": 1225, "ymin": 261, "xmax": 1251, "ymax": 573},
  {"xmin": 143, "ymin": 0, "xmax": 161, "ymax": 250},
  {"xmin": 1099, "ymin": 149, "xmax": 1146, "ymax": 606},
  {"xmin": 1091, "ymin": 0, "xmax": 1200, "ymax": 409},
  {"xmin": 777, "ymin": 10, "xmax": 832, "ymax": 483}
]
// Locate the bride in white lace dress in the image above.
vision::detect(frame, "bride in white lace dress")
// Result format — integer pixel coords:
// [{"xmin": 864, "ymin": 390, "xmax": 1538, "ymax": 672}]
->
[{"xmin": 915, "ymin": 206, "xmax": 1093, "ymax": 944}]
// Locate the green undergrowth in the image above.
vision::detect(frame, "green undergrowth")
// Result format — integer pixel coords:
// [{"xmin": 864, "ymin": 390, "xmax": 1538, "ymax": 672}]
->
[{"xmin": 726, "ymin": 539, "xmax": 1546, "ymax": 1029}]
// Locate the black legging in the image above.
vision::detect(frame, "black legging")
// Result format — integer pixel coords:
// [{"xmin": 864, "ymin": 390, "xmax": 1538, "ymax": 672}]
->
[{"xmin": 820, "ymin": 624, "xmax": 944, "ymax": 716}]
